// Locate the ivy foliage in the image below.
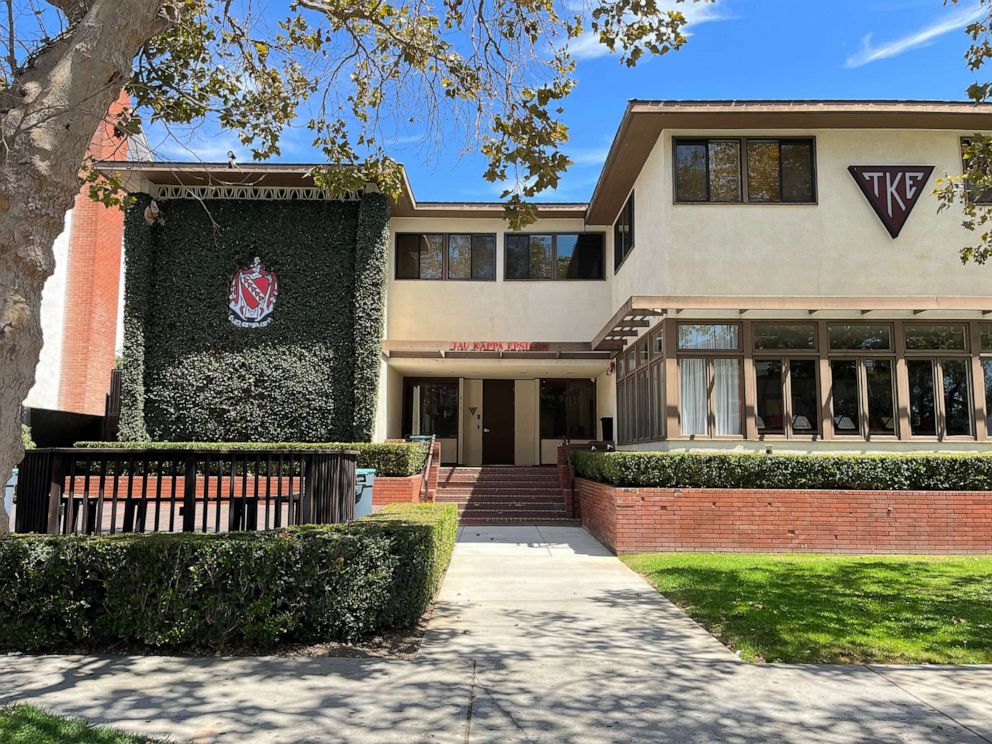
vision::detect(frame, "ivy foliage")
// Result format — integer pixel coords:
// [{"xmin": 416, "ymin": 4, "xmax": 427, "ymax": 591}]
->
[
  {"xmin": 0, "ymin": 503, "xmax": 457, "ymax": 654},
  {"xmin": 574, "ymin": 450, "xmax": 992, "ymax": 491},
  {"xmin": 119, "ymin": 193, "xmax": 388, "ymax": 443}
]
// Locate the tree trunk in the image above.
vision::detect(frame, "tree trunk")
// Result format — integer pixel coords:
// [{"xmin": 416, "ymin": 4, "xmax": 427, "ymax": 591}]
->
[{"xmin": 0, "ymin": 0, "xmax": 174, "ymax": 536}]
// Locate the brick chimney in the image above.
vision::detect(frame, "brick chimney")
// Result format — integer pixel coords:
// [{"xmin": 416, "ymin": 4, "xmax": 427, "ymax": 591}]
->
[{"xmin": 57, "ymin": 90, "xmax": 131, "ymax": 415}]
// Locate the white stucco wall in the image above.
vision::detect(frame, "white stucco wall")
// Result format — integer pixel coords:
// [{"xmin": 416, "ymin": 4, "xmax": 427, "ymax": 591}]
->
[
  {"xmin": 386, "ymin": 216, "xmax": 612, "ymax": 343},
  {"xmin": 613, "ymin": 128, "xmax": 992, "ymax": 308},
  {"xmin": 24, "ymin": 211, "xmax": 73, "ymax": 410}
]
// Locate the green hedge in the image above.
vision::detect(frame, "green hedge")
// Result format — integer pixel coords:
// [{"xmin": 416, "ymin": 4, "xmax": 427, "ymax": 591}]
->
[
  {"xmin": 75, "ymin": 441, "xmax": 429, "ymax": 477},
  {"xmin": 0, "ymin": 503, "xmax": 457, "ymax": 654},
  {"xmin": 119, "ymin": 194, "xmax": 389, "ymax": 444},
  {"xmin": 573, "ymin": 450, "xmax": 992, "ymax": 491}
]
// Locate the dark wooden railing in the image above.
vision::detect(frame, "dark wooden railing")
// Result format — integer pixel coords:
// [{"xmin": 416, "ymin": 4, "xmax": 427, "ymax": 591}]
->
[{"xmin": 14, "ymin": 447, "xmax": 358, "ymax": 535}]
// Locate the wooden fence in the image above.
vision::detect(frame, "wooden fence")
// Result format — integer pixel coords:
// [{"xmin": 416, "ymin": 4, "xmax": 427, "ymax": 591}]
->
[{"xmin": 14, "ymin": 447, "xmax": 358, "ymax": 535}]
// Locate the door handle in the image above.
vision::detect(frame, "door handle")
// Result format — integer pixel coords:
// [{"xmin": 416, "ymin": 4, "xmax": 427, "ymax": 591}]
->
[{"xmin": 483, "ymin": 428, "xmax": 491, "ymax": 433}]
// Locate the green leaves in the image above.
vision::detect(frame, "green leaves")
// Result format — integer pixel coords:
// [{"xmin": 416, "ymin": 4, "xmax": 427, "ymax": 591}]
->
[
  {"xmin": 574, "ymin": 450, "xmax": 992, "ymax": 491},
  {"xmin": 0, "ymin": 504, "xmax": 457, "ymax": 653},
  {"xmin": 119, "ymin": 195, "xmax": 388, "ymax": 443},
  {"xmin": 119, "ymin": 0, "xmax": 700, "ymax": 226}
]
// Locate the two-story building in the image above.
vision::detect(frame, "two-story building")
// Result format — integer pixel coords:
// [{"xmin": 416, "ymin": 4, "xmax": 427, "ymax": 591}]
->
[{"xmin": 115, "ymin": 100, "xmax": 992, "ymax": 464}]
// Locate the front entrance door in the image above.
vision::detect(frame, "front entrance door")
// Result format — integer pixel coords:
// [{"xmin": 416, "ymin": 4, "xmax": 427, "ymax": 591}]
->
[{"xmin": 483, "ymin": 380, "xmax": 515, "ymax": 464}]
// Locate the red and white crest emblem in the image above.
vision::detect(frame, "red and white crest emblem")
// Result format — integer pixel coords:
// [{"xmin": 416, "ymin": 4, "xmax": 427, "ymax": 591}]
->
[{"xmin": 228, "ymin": 257, "xmax": 278, "ymax": 328}]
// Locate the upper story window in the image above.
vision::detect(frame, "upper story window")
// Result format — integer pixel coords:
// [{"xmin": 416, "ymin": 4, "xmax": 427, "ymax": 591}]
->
[
  {"xmin": 674, "ymin": 138, "xmax": 816, "ymax": 204},
  {"xmin": 505, "ymin": 233, "xmax": 605, "ymax": 280},
  {"xmin": 961, "ymin": 138, "xmax": 992, "ymax": 205},
  {"xmin": 613, "ymin": 192, "xmax": 635, "ymax": 272},
  {"xmin": 395, "ymin": 233, "xmax": 496, "ymax": 280}
]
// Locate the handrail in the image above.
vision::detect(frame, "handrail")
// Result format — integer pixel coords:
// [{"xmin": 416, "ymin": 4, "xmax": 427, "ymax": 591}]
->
[{"xmin": 419, "ymin": 434, "xmax": 436, "ymax": 501}]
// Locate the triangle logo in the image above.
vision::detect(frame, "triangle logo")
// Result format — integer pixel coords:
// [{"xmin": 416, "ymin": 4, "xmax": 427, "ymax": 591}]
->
[{"xmin": 849, "ymin": 165, "xmax": 934, "ymax": 238}]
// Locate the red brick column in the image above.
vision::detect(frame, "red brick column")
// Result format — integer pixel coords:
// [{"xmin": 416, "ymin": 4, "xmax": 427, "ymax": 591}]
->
[
  {"xmin": 58, "ymin": 90, "xmax": 131, "ymax": 415},
  {"xmin": 373, "ymin": 475, "xmax": 421, "ymax": 507}
]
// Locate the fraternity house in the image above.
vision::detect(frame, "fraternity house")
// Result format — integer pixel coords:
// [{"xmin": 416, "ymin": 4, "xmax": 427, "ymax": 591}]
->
[{"xmin": 113, "ymin": 100, "xmax": 992, "ymax": 466}]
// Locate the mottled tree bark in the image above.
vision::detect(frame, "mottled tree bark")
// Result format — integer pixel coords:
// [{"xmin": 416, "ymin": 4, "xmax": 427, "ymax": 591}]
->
[{"xmin": 0, "ymin": 0, "xmax": 175, "ymax": 535}]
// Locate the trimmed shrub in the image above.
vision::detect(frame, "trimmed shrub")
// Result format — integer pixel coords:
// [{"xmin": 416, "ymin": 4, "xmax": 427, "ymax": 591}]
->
[
  {"xmin": 75, "ymin": 441, "xmax": 429, "ymax": 477},
  {"xmin": 573, "ymin": 450, "xmax": 992, "ymax": 491},
  {"xmin": 354, "ymin": 503, "xmax": 458, "ymax": 626},
  {"xmin": 0, "ymin": 503, "xmax": 456, "ymax": 654}
]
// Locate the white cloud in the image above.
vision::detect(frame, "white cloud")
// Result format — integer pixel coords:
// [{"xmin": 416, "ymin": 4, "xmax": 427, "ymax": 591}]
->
[
  {"xmin": 844, "ymin": 2, "xmax": 984, "ymax": 68},
  {"xmin": 569, "ymin": 0, "xmax": 729, "ymax": 61}
]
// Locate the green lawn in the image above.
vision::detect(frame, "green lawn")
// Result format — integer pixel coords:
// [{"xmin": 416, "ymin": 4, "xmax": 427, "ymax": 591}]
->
[
  {"xmin": 0, "ymin": 705, "xmax": 170, "ymax": 743},
  {"xmin": 623, "ymin": 552, "xmax": 992, "ymax": 664}
]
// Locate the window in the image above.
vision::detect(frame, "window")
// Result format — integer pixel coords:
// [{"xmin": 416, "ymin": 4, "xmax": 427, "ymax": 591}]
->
[
  {"xmin": 829, "ymin": 358, "xmax": 897, "ymax": 437},
  {"xmin": 829, "ymin": 324, "xmax": 892, "ymax": 351},
  {"xmin": 615, "ymin": 331, "xmax": 665, "ymax": 444},
  {"xmin": 906, "ymin": 358, "xmax": 971, "ymax": 438},
  {"xmin": 753, "ymin": 324, "xmax": 816, "ymax": 350},
  {"xmin": 540, "ymin": 379, "xmax": 596, "ymax": 439},
  {"xmin": 679, "ymin": 357, "xmax": 742, "ymax": 437},
  {"xmin": 678, "ymin": 323, "xmax": 740, "ymax": 351},
  {"xmin": 614, "ymin": 192, "xmax": 635, "ymax": 271},
  {"xmin": 506, "ymin": 233, "xmax": 604, "ymax": 280},
  {"xmin": 403, "ymin": 378, "xmax": 458, "ymax": 438},
  {"xmin": 961, "ymin": 138, "xmax": 992, "ymax": 205},
  {"xmin": 904, "ymin": 324, "xmax": 968, "ymax": 351},
  {"xmin": 674, "ymin": 138, "xmax": 815, "ymax": 203},
  {"xmin": 395, "ymin": 233, "xmax": 495, "ymax": 280},
  {"xmin": 983, "ymin": 359, "xmax": 992, "ymax": 436},
  {"xmin": 755, "ymin": 358, "xmax": 819, "ymax": 437}
]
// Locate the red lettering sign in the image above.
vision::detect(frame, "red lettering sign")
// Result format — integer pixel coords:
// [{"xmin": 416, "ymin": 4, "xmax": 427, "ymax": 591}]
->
[
  {"xmin": 448, "ymin": 341, "xmax": 551, "ymax": 352},
  {"xmin": 849, "ymin": 165, "xmax": 934, "ymax": 238}
]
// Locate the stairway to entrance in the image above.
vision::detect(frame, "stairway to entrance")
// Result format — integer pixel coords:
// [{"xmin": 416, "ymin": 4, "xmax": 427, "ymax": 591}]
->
[{"xmin": 436, "ymin": 466, "xmax": 579, "ymax": 526}]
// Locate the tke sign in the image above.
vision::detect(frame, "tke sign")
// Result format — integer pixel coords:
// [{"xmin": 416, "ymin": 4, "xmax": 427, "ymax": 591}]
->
[{"xmin": 849, "ymin": 165, "xmax": 934, "ymax": 238}]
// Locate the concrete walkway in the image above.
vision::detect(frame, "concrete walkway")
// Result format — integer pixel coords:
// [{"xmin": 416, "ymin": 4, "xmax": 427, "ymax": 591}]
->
[{"xmin": 1, "ymin": 526, "xmax": 991, "ymax": 742}]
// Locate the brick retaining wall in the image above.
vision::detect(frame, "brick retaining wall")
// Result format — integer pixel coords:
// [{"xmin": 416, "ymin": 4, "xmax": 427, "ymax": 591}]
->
[
  {"xmin": 372, "ymin": 475, "xmax": 421, "ymax": 507},
  {"xmin": 575, "ymin": 478, "xmax": 992, "ymax": 555}
]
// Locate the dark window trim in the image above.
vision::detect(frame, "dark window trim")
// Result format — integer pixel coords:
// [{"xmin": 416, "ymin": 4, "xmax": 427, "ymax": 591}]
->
[
  {"xmin": 401, "ymin": 376, "xmax": 460, "ymax": 438},
  {"xmin": 503, "ymin": 231, "xmax": 607, "ymax": 281},
  {"xmin": 394, "ymin": 232, "xmax": 497, "ymax": 281},
  {"xmin": 673, "ymin": 136, "xmax": 818, "ymax": 205},
  {"xmin": 614, "ymin": 191, "xmax": 635, "ymax": 274}
]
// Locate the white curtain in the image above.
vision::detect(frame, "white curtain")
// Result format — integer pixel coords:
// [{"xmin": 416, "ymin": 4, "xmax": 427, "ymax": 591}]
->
[
  {"xmin": 714, "ymin": 358, "xmax": 742, "ymax": 435},
  {"xmin": 679, "ymin": 358, "xmax": 707, "ymax": 436}
]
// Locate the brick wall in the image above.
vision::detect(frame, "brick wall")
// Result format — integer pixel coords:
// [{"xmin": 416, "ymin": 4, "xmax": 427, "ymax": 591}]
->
[
  {"xmin": 372, "ymin": 475, "xmax": 421, "ymax": 507},
  {"xmin": 575, "ymin": 478, "xmax": 992, "ymax": 555},
  {"xmin": 58, "ymin": 90, "xmax": 131, "ymax": 415}
]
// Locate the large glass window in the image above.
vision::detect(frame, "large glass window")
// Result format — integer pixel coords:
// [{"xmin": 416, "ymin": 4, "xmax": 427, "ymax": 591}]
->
[
  {"xmin": 789, "ymin": 360, "xmax": 819, "ymax": 435},
  {"xmin": 396, "ymin": 233, "xmax": 495, "ymax": 280},
  {"xmin": 755, "ymin": 360, "xmax": 784, "ymax": 434},
  {"xmin": 904, "ymin": 324, "xmax": 968, "ymax": 351},
  {"xmin": 675, "ymin": 138, "xmax": 815, "ymax": 203},
  {"xmin": 907, "ymin": 360, "xmax": 937, "ymax": 436},
  {"xmin": 830, "ymin": 360, "xmax": 861, "ymax": 434},
  {"xmin": 753, "ymin": 324, "xmax": 816, "ymax": 350},
  {"xmin": 984, "ymin": 360, "xmax": 992, "ymax": 435},
  {"xmin": 943, "ymin": 359, "xmax": 972, "ymax": 436},
  {"xmin": 678, "ymin": 323, "xmax": 740, "ymax": 351},
  {"xmin": 828, "ymin": 324, "xmax": 892, "ymax": 351},
  {"xmin": 864, "ymin": 359, "xmax": 896, "ymax": 435},
  {"xmin": 540, "ymin": 379, "xmax": 596, "ymax": 439},
  {"xmin": 614, "ymin": 192, "xmax": 635, "ymax": 271},
  {"xmin": 404, "ymin": 379, "xmax": 458, "ymax": 438},
  {"xmin": 679, "ymin": 357, "xmax": 741, "ymax": 437},
  {"xmin": 506, "ymin": 233, "xmax": 604, "ymax": 280}
]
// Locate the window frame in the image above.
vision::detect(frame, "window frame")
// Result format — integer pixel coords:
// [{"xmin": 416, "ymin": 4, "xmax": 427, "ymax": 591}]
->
[
  {"xmin": 903, "ymin": 325, "xmax": 975, "ymax": 440},
  {"xmin": 753, "ymin": 355, "xmax": 821, "ymax": 440},
  {"xmin": 673, "ymin": 136, "xmax": 818, "ymax": 205},
  {"xmin": 613, "ymin": 191, "xmax": 635, "ymax": 273},
  {"xmin": 503, "ymin": 232, "xmax": 607, "ymax": 281},
  {"xmin": 960, "ymin": 137, "xmax": 992, "ymax": 206},
  {"xmin": 394, "ymin": 232, "xmax": 497, "ymax": 281},
  {"xmin": 615, "ymin": 333, "xmax": 665, "ymax": 444}
]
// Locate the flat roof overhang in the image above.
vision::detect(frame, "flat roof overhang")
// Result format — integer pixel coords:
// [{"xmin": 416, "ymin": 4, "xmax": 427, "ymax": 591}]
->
[
  {"xmin": 99, "ymin": 161, "xmax": 588, "ymax": 219},
  {"xmin": 593, "ymin": 294, "xmax": 992, "ymax": 351},
  {"xmin": 384, "ymin": 340, "xmax": 611, "ymax": 361},
  {"xmin": 586, "ymin": 100, "xmax": 992, "ymax": 224}
]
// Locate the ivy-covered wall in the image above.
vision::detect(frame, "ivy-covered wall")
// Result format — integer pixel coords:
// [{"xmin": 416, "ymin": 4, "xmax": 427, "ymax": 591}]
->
[{"xmin": 119, "ymin": 193, "xmax": 389, "ymax": 442}]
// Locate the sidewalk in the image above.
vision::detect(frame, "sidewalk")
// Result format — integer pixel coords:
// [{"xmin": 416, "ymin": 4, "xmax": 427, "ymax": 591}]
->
[{"xmin": 0, "ymin": 525, "xmax": 990, "ymax": 742}]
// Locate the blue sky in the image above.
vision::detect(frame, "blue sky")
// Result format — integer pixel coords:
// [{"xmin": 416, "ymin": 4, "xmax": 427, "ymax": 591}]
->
[{"xmin": 147, "ymin": 0, "xmax": 987, "ymax": 203}]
